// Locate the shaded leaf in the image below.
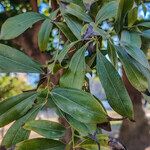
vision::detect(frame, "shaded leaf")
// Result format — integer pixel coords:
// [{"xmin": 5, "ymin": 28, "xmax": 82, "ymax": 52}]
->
[
  {"xmin": 76, "ymin": 134, "xmax": 110, "ymax": 150},
  {"xmin": 96, "ymin": 51, "xmax": 133, "ymax": 119},
  {"xmin": 57, "ymin": 41, "xmax": 79, "ymax": 63},
  {"xmin": 15, "ymin": 138, "xmax": 65, "ymax": 150},
  {"xmin": 51, "ymin": 87, "xmax": 108, "ymax": 123},
  {"xmin": 1, "ymin": 104, "xmax": 43, "ymax": 148},
  {"xmin": 60, "ymin": 44, "xmax": 87, "ymax": 89},
  {"xmin": 0, "ymin": 12, "xmax": 46, "ymax": 40},
  {"xmin": 128, "ymin": 7, "xmax": 138, "ymax": 27},
  {"xmin": 24, "ymin": 120, "xmax": 66, "ymax": 139},
  {"xmin": 107, "ymin": 41, "xmax": 117, "ymax": 68},
  {"xmin": 56, "ymin": 22, "xmax": 77, "ymax": 42},
  {"xmin": 38, "ymin": 19, "xmax": 53, "ymax": 52},
  {"xmin": 115, "ymin": 0, "xmax": 134, "ymax": 33},
  {"xmin": 96, "ymin": 1, "xmax": 118, "ymax": 24},
  {"xmin": 0, "ymin": 44, "xmax": 42, "ymax": 73},
  {"xmin": 0, "ymin": 92, "xmax": 37, "ymax": 127}
]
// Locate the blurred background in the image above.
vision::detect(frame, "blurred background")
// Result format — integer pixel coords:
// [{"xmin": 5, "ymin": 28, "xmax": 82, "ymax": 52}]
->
[{"xmin": 0, "ymin": 0, "xmax": 150, "ymax": 150}]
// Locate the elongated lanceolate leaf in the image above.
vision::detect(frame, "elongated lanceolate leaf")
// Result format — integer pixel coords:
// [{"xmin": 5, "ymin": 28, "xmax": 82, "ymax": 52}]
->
[
  {"xmin": 0, "ymin": 12, "xmax": 46, "ymax": 40},
  {"xmin": 96, "ymin": 52, "xmax": 133, "ymax": 119},
  {"xmin": 51, "ymin": 87, "xmax": 108, "ymax": 124},
  {"xmin": 24, "ymin": 120, "xmax": 66, "ymax": 139},
  {"xmin": 38, "ymin": 19, "xmax": 53, "ymax": 52},
  {"xmin": 60, "ymin": 44, "xmax": 87, "ymax": 89},
  {"xmin": 116, "ymin": 45, "xmax": 148, "ymax": 92},
  {"xmin": 15, "ymin": 138, "xmax": 65, "ymax": 150},
  {"xmin": 2, "ymin": 104, "xmax": 43, "ymax": 148},
  {"xmin": 65, "ymin": 3, "xmax": 92, "ymax": 22},
  {"xmin": 96, "ymin": 1, "xmax": 118, "ymax": 24},
  {"xmin": 122, "ymin": 43, "xmax": 150, "ymax": 69},
  {"xmin": 0, "ymin": 92, "xmax": 37, "ymax": 127},
  {"xmin": 0, "ymin": 44, "xmax": 42, "ymax": 73}
]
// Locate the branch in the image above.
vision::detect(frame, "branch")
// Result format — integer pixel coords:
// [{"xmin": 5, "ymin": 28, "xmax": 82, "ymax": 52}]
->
[{"xmin": 30, "ymin": 0, "xmax": 38, "ymax": 12}]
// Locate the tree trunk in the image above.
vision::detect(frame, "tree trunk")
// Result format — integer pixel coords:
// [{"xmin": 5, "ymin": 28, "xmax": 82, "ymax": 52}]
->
[{"xmin": 119, "ymin": 70, "xmax": 150, "ymax": 150}]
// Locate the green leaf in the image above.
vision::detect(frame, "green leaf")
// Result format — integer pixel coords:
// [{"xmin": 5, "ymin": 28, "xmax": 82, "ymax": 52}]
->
[
  {"xmin": 96, "ymin": 51, "xmax": 133, "ymax": 119},
  {"xmin": 136, "ymin": 22, "xmax": 150, "ymax": 28},
  {"xmin": 115, "ymin": 0, "xmax": 134, "ymax": 33},
  {"xmin": 38, "ymin": 19, "xmax": 53, "ymax": 52},
  {"xmin": 0, "ymin": 92, "xmax": 37, "ymax": 127},
  {"xmin": 64, "ymin": 15, "xmax": 83, "ymax": 40},
  {"xmin": 1, "ymin": 104, "xmax": 43, "ymax": 148},
  {"xmin": 57, "ymin": 41, "xmax": 79, "ymax": 63},
  {"xmin": 56, "ymin": 22, "xmax": 77, "ymax": 42},
  {"xmin": 51, "ymin": 87, "xmax": 108, "ymax": 123},
  {"xmin": 122, "ymin": 43, "xmax": 150, "ymax": 69},
  {"xmin": 24, "ymin": 120, "xmax": 66, "ymax": 139},
  {"xmin": 107, "ymin": 41, "xmax": 118, "ymax": 68},
  {"xmin": 66, "ymin": 114, "xmax": 96, "ymax": 136},
  {"xmin": 121, "ymin": 30, "xmax": 141, "ymax": 48},
  {"xmin": 60, "ymin": 44, "xmax": 87, "ymax": 89},
  {"xmin": 0, "ymin": 12, "xmax": 46, "ymax": 40},
  {"xmin": 76, "ymin": 134, "xmax": 110, "ymax": 150},
  {"xmin": 96, "ymin": 1, "xmax": 118, "ymax": 24},
  {"xmin": 141, "ymin": 30, "xmax": 150, "ymax": 39},
  {"xmin": 116, "ymin": 45, "xmax": 148, "ymax": 92},
  {"xmin": 128, "ymin": 7, "xmax": 138, "ymax": 27},
  {"xmin": 65, "ymin": 3, "xmax": 92, "ymax": 22},
  {"xmin": 15, "ymin": 138, "xmax": 65, "ymax": 150},
  {"xmin": 0, "ymin": 44, "xmax": 42, "ymax": 73}
]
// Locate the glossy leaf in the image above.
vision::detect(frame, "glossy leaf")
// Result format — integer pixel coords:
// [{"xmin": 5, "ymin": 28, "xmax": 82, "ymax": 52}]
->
[
  {"xmin": 96, "ymin": 51, "xmax": 133, "ymax": 119},
  {"xmin": 0, "ymin": 92, "xmax": 37, "ymax": 127},
  {"xmin": 96, "ymin": 1, "xmax": 118, "ymax": 24},
  {"xmin": 51, "ymin": 87, "xmax": 108, "ymax": 123},
  {"xmin": 1, "ymin": 104, "xmax": 43, "ymax": 148},
  {"xmin": 24, "ymin": 120, "xmax": 66, "ymax": 139},
  {"xmin": 122, "ymin": 43, "xmax": 150, "ymax": 69},
  {"xmin": 60, "ymin": 45, "xmax": 87, "ymax": 89},
  {"xmin": 38, "ymin": 19, "xmax": 53, "ymax": 52},
  {"xmin": 116, "ymin": 45, "xmax": 148, "ymax": 92},
  {"xmin": 76, "ymin": 134, "xmax": 110, "ymax": 150},
  {"xmin": 15, "ymin": 138, "xmax": 65, "ymax": 150},
  {"xmin": 0, "ymin": 44, "xmax": 42, "ymax": 73},
  {"xmin": 65, "ymin": 3, "xmax": 92, "ymax": 22},
  {"xmin": 0, "ymin": 12, "xmax": 46, "ymax": 40},
  {"xmin": 56, "ymin": 22, "xmax": 77, "ymax": 42}
]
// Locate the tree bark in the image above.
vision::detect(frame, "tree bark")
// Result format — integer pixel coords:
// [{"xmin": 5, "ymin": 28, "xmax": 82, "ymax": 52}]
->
[{"xmin": 119, "ymin": 70, "xmax": 150, "ymax": 150}]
